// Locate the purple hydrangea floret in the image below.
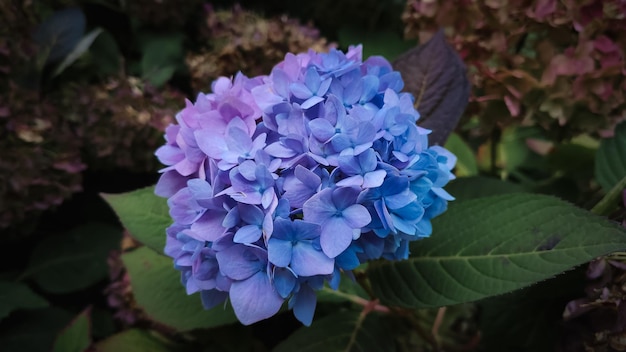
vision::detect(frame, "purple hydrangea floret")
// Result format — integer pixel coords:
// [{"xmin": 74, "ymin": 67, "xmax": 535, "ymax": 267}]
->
[{"xmin": 155, "ymin": 46, "xmax": 457, "ymax": 326}]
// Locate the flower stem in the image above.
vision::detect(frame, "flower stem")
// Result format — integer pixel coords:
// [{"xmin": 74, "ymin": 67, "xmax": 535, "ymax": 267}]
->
[{"xmin": 591, "ymin": 175, "xmax": 626, "ymax": 216}]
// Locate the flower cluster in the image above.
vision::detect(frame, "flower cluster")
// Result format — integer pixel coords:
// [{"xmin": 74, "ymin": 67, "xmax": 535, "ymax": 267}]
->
[
  {"xmin": 186, "ymin": 4, "xmax": 330, "ymax": 94},
  {"xmin": 402, "ymin": 0, "xmax": 626, "ymax": 138},
  {"xmin": 156, "ymin": 46, "xmax": 456, "ymax": 326}
]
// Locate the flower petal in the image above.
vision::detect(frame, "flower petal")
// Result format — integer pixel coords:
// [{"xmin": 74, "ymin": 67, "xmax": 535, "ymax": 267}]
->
[
  {"xmin": 234, "ymin": 225, "xmax": 262, "ymax": 244},
  {"xmin": 230, "ymin": 271, "xmax": 284, "ymax": 325},
  {"xmin": 342, "ymin": 204, "xmax": 372, "ymax": 229},
  {"xmin": 267, "ymin": 238, "xmax": 293, "ymax": 268},
  {"xmin": 292, "ymin": 285, "xmax": 317, "ymax": 326},
  {"xmin": 291, "ymin": 242, "xmax": 334, "ymax": 276},
  {"xmin": 320, "ymin": 217, "xmax": 353, "ymax": 258},
  {"xmin": 216, "ymin": 245, "xmax": 265, "ymax": 280}
]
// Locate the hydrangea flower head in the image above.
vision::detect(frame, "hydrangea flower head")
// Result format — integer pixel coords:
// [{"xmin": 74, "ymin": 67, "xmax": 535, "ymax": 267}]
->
[{"xmin": 156, "ymin": 45, "xmax": 457, "ymax": 326}]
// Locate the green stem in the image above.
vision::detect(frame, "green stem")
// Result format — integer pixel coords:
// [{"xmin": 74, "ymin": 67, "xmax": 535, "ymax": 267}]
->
[
  {"xmin": 591, "ymin": 175, "xmax": 626, "ymax": 216},
  {"xmin": 320, "ymin": 287, "xmax": 390, "ymax": 313}
]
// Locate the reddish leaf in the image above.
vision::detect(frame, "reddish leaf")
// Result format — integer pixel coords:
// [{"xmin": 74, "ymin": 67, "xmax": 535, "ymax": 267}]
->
[{"xmin": 393, "ymin": 30, "xmax": 470, "ymax": 146}]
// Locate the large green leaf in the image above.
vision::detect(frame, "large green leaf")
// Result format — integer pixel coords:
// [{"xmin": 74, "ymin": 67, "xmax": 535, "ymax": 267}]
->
[
  {"xmin": 595, "ymin": 121, "xmax": 626, "ymax": 192},
  {"xmin": 52, "ymin": 308, "xmax": 91, "ymax": 352},
  {"xmin": 273, "ymin": 310, "xmax": 395, "ymax": 352},
  {"xmin": 94, "ymin": 329, "xmax": 175, "ymax": 352},
  {"xmin": 102, "ymin": 186, "xmax": 169, "ymax": 253},
  {"xmin": 444, "ymin": 176, "xmax": 525, "ymax": 202},
  {"xmin": 367, "ymin": 193, "xmax": 626, "ymax": 308},
  {"xmin": 0, "ymin": 307, "xmax": 73, "ymax": 352},
  {"xmin": 0, "ymin": 281, "xmax": 48, "ymax": 321},
  {"xmin": 23, "ymin": 223, "xmax": 122, "ymax": 293},
  {"xmin": 121, "ymin": 247, "xmax": 237, "ymax": 331}
]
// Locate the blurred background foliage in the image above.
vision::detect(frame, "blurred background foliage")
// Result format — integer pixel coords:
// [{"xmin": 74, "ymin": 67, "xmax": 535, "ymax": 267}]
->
[{"xmin": 0, "ymin": 0, "xmax": 625, "ymax": 351}]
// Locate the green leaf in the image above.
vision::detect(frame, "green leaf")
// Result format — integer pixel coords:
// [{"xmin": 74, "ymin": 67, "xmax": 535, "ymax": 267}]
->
[
  {"xmin": 91, "ymin": 307, "xmax": 116, "ymax": 339},
  {"xmin": 140, "ymin": 33, "xmax": 184, "ymax": 87},
  {"xmin": 546, "ymin": 143, "xmax": 595, "ymax": 178},
  {"xmin": 444, "ymin": 176, "xmax": 525, "ymax": 202},
  {"xmin": 89, "ymin": 29, "xmax": 121, "ymax": 77},
  {"xmin": 0, "ymin": 281, "xmax": 48, "ymax": 321},
  {"xmin": 498, "ymin": 126, "xmax": 547, "ymax": 172},
  {"xmin": 478, "ymin": 270, "xmax": 585, "ymax": 352},
  {"xmin": 23, "ymin": 223, "xmax": 122, "ymax": 293},
  {"xmin": 52, "ymin": 307, "xmax": 91, "ymax": 352},
  {"xmin": 121, "ymin": 247, "xmax": 237, "ymax": 331},
  {"xmin": 367, "ymin": 193, "xmax": 626, "ymax": 308},
  {"xmin": 337, "ymin": 27, "xmax": 414, "ymax": 61},
  {"xmin": 94, "ymin": 329, "xmax": 175, "ymax": 352},
  {"xmin": 273, "ymin": 310, "xmax": 395, "ymax": 352},
  {"xmin": 33, "ymin": 7, "xmax": 86, "ymax": 64},
  {"xmin": 0, "ymin": 307, "xmax": 73, "ymax": 352},
  {"xmin": 444, "ymin": 133, "xmax": 478, "ymax": 177},
  {"xmin": 102, "ymin": 186, "xmax": 169, "ymax": 253},
  {"xmin": 317, "ymin": 275, "xmax": 369, "ymax": 304},
  {"xmin": 595, "ymin": 121, "xmax": 626, "ymax": 192},
  {"xmin": 592, "ymin": 175, "xmax": 626, "ymax": 216},
  {"xmin": 53, "ymin": 28, "xmax": 103, "ymax": 76}
]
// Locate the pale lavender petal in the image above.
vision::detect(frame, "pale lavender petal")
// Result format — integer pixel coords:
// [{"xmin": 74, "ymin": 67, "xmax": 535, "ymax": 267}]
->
[
  {"xmin": 195, "ymin": 129, "xmax": 227, "ymax": 159},
  {"xmin": 155, "ymin": 171, "xmax": 187, "ymax": 198},
  {"xmin": 317, "ymin": 77, "xmax": 332, "ymax": 96},
  {"xmin": 363, "ymin": 170, "xmax": 386, "ymax": 188},
  {"xmin": 331, "ymin": 186, "xmax": 360, "ymax": 211},
  {"xmin": 320, "ymin": 218, "xmax": 353, "ymax": 258},
  {"xmin": 262, "ymin": 188, "xmax": 275, "ymax": 209},
  {"xmin": 303, "ymin": 188, "xmax": 336, "ymax": 223},
  {"xmin": 432, "ymin": 187, "xmax": 455, "ymax": 201},
  {"xmin": 216, "ymin": 245, "xmax": 265, "ymax": 280},
  {"xmin": 336, "ymin": 175, "xmax": 364, "ymax": 187},
  {"xmin": 304, "ymin": 67, "xmax": 321, "ymax": 92},
  {"xmin": 175, "ymin": 158, "xmax": 200, "ymax": 176},
  {"xmin": 239, "ymin": 204, "xmax": 265, "ymax": 224},
  {"xmin": 265, "ymin": 142, "xmax": 297, "ymax": 158},
  {"xmin": 308, "ymin": 118, "xmax": 335, "ymax": 142},
  {"xmin": 190, "ymin": 214, "xmax": 227, "ymax": 242},
  {"xmin": 187, "ymin": 179, "xmax": 213, "ymax": 200},
  {"xmin": 295, "ymin": 165, "xmax": 321, "ymax": 186},
  {"xmin": 291, "ymin": 243, "xmax": 334, "ymax": 276},
  {"xmin": 384, "ymin": 189, "xmax": 416, "ymax": 209},
  {"xmin": 301, "ymin": 96, "xmax": 325, "ymax": 110},
  {"xmin": 342, "ymin": 204, "xmax": 371, "ymax": 228},
  {"xmin": 155, "ymin": 145, "xmax": 184, "ymax": 165},
  {"xmin": 234, "ymin": 225, "xmax": 262, "ymax": 244},
  {"xmin": 290, "ymin": 82, "xmax": 312, "ymax": 100},
  {"xmin": 267, "ymin": 238, "xmax": 293, "ymax": 267},
  {"xmin": 230, "ymin": 272, "xmax": 283, "ymax": 325}
]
